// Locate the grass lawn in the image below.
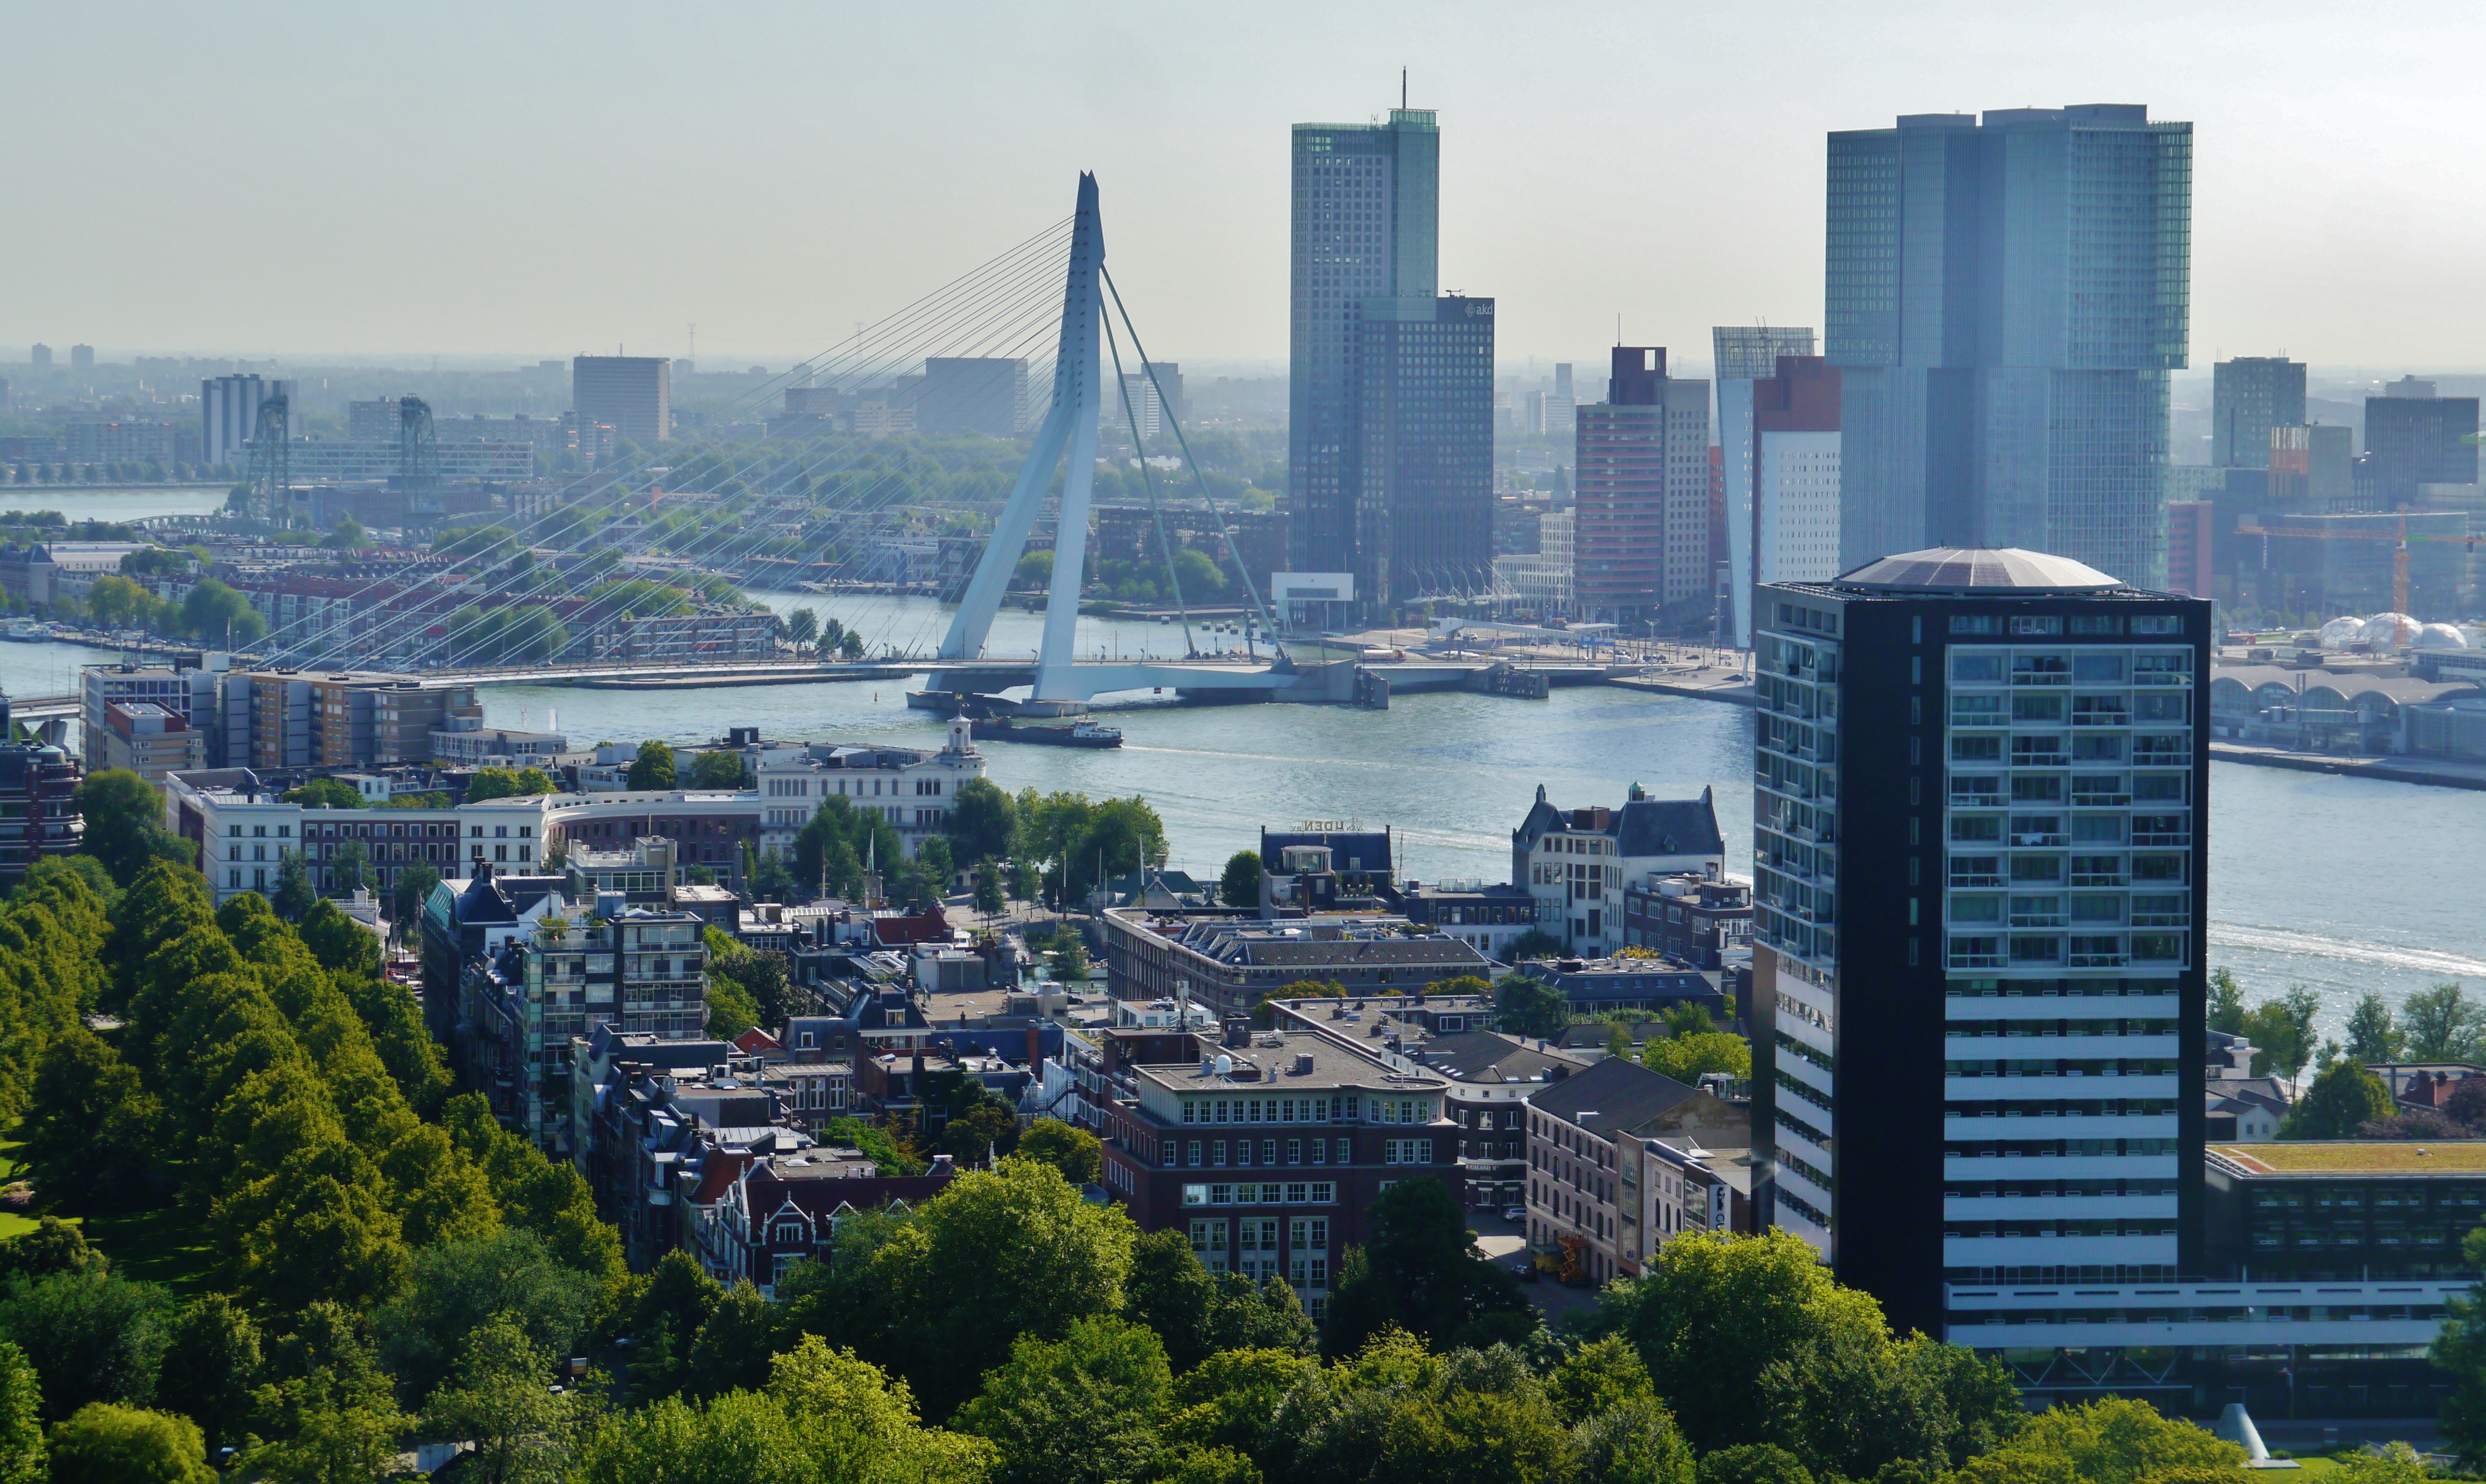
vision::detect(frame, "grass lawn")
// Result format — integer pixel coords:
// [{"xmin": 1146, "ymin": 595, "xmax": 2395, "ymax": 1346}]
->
[
  {"xmin": 76, "ymin": 1205, "xmax": 218, "ymax": 1298},
  {"xmin": 0, "ymin": 1129, "xmax": 215, "ymax": 1294}
]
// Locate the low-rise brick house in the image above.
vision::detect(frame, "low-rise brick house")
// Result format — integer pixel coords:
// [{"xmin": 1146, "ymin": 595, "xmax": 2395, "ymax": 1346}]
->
[
  {"xmin": 1525, "ymin": 1055, "xmax": 1750, "ymax": 1285},
  {"xmin": 692, "ymin": 1151, "xmax": 958, "ymax": 1294},
  {"xmin": 1092, "ymin": 1018, "xmax": 1463, "ymax": 1323}
]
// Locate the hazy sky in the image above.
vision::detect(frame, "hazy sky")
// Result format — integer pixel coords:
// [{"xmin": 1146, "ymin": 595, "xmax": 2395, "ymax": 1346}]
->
[{"xmin": 6, "ymin": 1, "xmax": 2483, "ymax": 373}]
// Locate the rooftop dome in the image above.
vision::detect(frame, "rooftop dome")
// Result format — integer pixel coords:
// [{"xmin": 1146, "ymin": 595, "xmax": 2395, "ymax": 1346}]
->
[{"xmin": 1832, "ymin": 547, "xmax": 2123, "ymax": 594}]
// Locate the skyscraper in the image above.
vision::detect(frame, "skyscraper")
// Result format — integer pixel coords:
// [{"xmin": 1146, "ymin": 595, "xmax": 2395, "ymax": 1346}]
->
[
  {"xmin": 1287, "ymin": 106, "xmax": 1440, "ymax": 577},
  {"xmin": 69, "ymin": 345, "xmax": 94, "ymax": 372},
  {"xmin": 1573, "ymin": 349, "xmax": 1710, "ymax": 625},
  {"xmin": 1827, "ymin": 107, "xmax": 2193, "ymax": 586},
  {"xmin": 572, "ymin": 356, "xmax": 672, "ymax": 445},
  {"xmin": 1351, "ymin": 296, "xmax": 1495, "ymax": 605},
  {"xmin": 1752, "ymin": 356, "xmax": 1842, "ymax": 589},
  {"xmin": 1716, "ymin": 327, "xmax": 1817, "ymax": 644},
  {"xmin": 2364, "ymin": 378, "xmax": 2479, "ymax": 509},
  {"xmin": 2210, "ymin": 357, "xmax": 2306, "ymax": 469},
  {"xmin": 1751, "ymin": 549, "xmax": 2209, "ymax": 1336}
]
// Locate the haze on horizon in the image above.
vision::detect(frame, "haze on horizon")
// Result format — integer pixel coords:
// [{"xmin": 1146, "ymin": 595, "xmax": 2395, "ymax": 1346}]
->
[{"xmin": 4, "ymin": 0, "xmax": 2481, "ymax": 376}]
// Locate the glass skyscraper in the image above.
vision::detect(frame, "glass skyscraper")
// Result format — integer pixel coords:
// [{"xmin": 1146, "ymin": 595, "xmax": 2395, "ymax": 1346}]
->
[
  {"xmin": 1826, "ymin": 107, "xmax": 2193, "ymax": 586},
  {"xmin": 1288, "ymin": 107, "xmax": 1441, "ymax": 585}
]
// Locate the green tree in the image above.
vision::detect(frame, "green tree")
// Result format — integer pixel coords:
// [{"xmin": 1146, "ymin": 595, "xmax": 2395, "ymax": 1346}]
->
[
  {"xmin": 2435, "ymin": 1224, "xmax": 2486, "ymax": 1461},
  {"xmin": 627, "ymin": 739, "xmax": 677, "ymax": 791},
  {"xmin": 1321, "ymin": 1176, "xmax": 1529, "ymax": 1357},
  {"xmin": 1702, "ymin": 1444, "xmax": 1815, "ymax": 1484},
  {"xmin": 154, "ymin": 1295, "xmax": 261, "ymax": 1450},
  {"xmin": 83, "ymin": 574, "xmax": 159, "ymax": 631},
  {"xmin": 784, "ymin": 607, "xmax": 820, "ymax": 652},
  {"xmin": 854, "ymin": 1156, "xmax": 1138, "ymax": 1417},
  {"xmin": 1547, "ymin": 1335, "xmax": 1658, "ymax": 1424},
  {"xmin": 325, "ymin": 515, "xmax": 367, "ymax": 549},
  {"xmin": 75, "ymin": 770, "xmax": 189, "ymax": 886},
  {"xmin": 394, "ymin": 863, "xmax": 441, "ymax": 938},
  {"xmin": 1017, "ymin": 1119, "xmax": 1103, "ymax": 1186},
  {"xmin": 373, "ymin": 1230, "xmax": 598, "ymax": 1404},
  {"xmin": 1506, "ymin": 927, "xmax": 1566, "ymax": 962},
  {"xmin": 954, "ymin": 1316, "xmax": 1172, "ymax": 1484},
  {"xmin": 43, "ymin": 1403, "xmax": 214, "ymax": 1484},
  {"xmin": 1579, "ymin": 1397, "xmax": 1699, "ymax": 1484},
  {"xmin": 271, "ymin": 848, "xmax": 318, "ymax": 921},
  {"xmin": 683, "ymin": 749, "xmax": 752, "ymax": 790},
  {"xmin": 0, "ymin": 1269, "xmax": 173, "ymax": 1421},
  {"xmin": 1496, "ymin": 974, "xmax": 1569, "ymax": 1039},
  {"xmin": 682, "ymin": 1281, "xmax": 776, "ymax": 1402},
  {"xmin": 1949, "ymin": 1396, "xmax": 2238, "ymax": 1484},
  {"xmin": 2403, "ymin": 982, "xmax": 2483, "ymax": 1062},
  {"xmin": 329, "ymin": 837, "xmax": 371, "ymax": 896},
  {"xmin": 0, "ymin": 1218, "xmax": 101, "ymax": 1281},
  {"xmin": 972, "ymin": 865, "xmax": 1005, "ymax": 916},
  {"xmin": 283, "ymin": 777, "xmax": 363, "ymax": 809},
  {"xmin": 176, "ymin": 578, "xmax": 265, "ymax": 645},
  {"xmin": 1220, "ymin": 850, "xmax": 1262, "ymax": 909},
  {"xmin": 2344, "ymin": 993, "xmax": 2405, "ymax": 1063},
  {"xmin": 2280, "ymin": 1059, "xmax": 2393, "ymax": 1139},
  {"xmin": 465, "ymin": 766, "xmax": 558, "ymax": 803},
  {"xmin": 0, "ymin": 1342, "xmax": 41, "ymax": 1484},
  {"xmin": 948, "ymin": 778, "xmax": 1018, "ymax": 867},
  {"xmin": 421, "ymin": 1314, "xmax": 568, "ymax": 1484},
  {"xmin": 1644, "ymin": 1032, "xmax": 1751, "ymax": 1084},
  {"xmin": 247, "ymin": 1392, "xmax": 408, "ymax": 1484},
  {"xmin": 2239, "ymin": 987, "xmax": 2320, "ymax": 1084}
]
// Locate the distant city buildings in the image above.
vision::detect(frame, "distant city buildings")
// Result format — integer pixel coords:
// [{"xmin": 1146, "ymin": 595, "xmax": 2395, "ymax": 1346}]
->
[
  {"xmin": 921, "ymin": 357, "xmax": 1028, "ymax": 438},
  {"xmin": 573, "ymin": 356, "xmax": 672, "ymax": 444},
  {"xmin": 68, "ymin": 345, "xmax": 93, "ymax": 371},
  {"xmin": 2364, "ymin": 377, "xmax": 2479, "ymax": 510},
  {"xmin": 1828, "ymin": 107, "xmax": 2193, "ymax": 586},
  {"xmin": 1572, "ymin": 347, "xmax": 1710, "ymax": 626},
  {"xmin": 1716, "ymin": 327, "xmax": 1816, "ymax": 645},
  {"xmin": 200, "ymin": 373, "xmax": 301, "ymax": 468},
  {"xmin": 2211, "ymin": 357, "xmax": 2306, "ymax": 470},
  {"xmin": 29, "ymin": 345, "xmax": 50, "ymax": 370},
  {"xmin": 1752, "ymin": 355, "xmax": 1843, "ymax": 593}
]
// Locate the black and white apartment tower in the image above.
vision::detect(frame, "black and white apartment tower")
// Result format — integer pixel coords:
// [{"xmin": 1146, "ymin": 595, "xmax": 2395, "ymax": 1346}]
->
[{"xmin": 1749, "ymin": 548, "xmax": 2212, "ymax": 1338}]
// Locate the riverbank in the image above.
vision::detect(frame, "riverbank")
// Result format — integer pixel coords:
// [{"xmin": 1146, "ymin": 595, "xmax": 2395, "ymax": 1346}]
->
[{"xmin": 2209, "ymin": 741, "xmax": 2486, "ymax": 792}]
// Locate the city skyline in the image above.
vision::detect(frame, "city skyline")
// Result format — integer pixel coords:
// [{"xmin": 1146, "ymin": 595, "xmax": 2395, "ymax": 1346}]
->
[{"xmin": 5, "ymin": 3, "xmax": 2486, "ymax": 366}]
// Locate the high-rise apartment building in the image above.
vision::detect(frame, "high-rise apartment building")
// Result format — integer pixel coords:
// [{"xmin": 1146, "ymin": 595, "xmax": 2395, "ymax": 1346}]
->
[
  {"xmin": 1287, "ymin": 105, "xmax": 1440, "ymax": 577},
  {"xmin": 572, "ymin": 356, "xmax": 672, "ymax": 445},
  {"xmin": 1752, "ymin": 357, "xmax": 1843, "ymax": 589},
  {"xmin": 69, "ymin": 345, "xmax": 94, "ymax": 372},
  {"xmin": 1573, "ymin": 348, "xmax": 1710, "ymax": 625},
  {"xmin": 2364, "ymin": 379, "xmax": 2479, "ymax": 509},
  {"xmin": 919, "ymin": 357, "xmax": 1027, "ymax": 439},
  {"xmin": 1751, "ymin": 549, "xmax": 2209, "ymax": 1337},
  {"xmin": 1717, "ymin": 329, "xmax": 1817, "ymax": 646},
  {"xmin": 1352, "ymin": 296, "xmax": 1495, "ymax": 605},
  {"xmin": 1827, "ymin": 108, "xmax": 2193, "ymax": 586},
  {"xmin": 2210, "ymin": 357, "xmax": 2306, "ymax": 469},
  {"xmin": 29, "ymin": 346, "xmax": 50, "ymax": 371},
  {"xmin": 2267, "ymin": 423, "xmax": 2353, "ymax": 509},
  {"xmin": 200, "ymin": 374, "xmax": 301, "ymax": 468}
]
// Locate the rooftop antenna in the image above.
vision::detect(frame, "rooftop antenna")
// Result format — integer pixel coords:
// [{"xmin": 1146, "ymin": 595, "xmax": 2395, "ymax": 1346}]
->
[{"xmin": 1402, "ymin": 68, "xmax": 1407, "ymax": 109}]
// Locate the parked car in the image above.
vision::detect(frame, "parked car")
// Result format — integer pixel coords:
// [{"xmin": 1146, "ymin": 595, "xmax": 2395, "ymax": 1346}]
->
[
  {"xmin": 1501, "ymin": 1206, "xmax": 1525, "ymax": 1223},
  {"xmin": 1510, "ymin": 1259, "xmax": 1541, "ymax": 1283}
]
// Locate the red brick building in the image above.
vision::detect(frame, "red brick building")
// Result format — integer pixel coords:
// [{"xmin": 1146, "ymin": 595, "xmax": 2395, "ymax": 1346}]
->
[{"xmin": 1093, "ymin": 1020, "xmax": 1461, "ymax": 1323}]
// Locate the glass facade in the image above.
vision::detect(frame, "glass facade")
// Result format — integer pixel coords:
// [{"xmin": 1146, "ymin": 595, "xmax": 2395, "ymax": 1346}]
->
[
  {"xmin": 1352, "ymin": 296, "xmax": 1495, "ymax": 606},
  {"xmin": 1824, "ymin": 109, "xmax": 2192, "ymax": 586}
]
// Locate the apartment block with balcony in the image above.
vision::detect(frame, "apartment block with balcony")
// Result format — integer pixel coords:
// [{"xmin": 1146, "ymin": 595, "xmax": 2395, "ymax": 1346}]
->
[{"xmin": 1750, "ymin": 548, "xmax": 2210, "ymax": 1341}]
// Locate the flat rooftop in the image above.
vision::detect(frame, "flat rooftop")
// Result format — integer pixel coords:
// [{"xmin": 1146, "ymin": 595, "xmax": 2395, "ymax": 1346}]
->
[{"xmin": 2213, "ymin": 1142, "xmax": 2486, "ymax": 1174}]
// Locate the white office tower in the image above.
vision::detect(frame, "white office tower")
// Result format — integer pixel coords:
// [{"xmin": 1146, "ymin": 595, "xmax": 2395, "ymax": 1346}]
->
[{"xmin": 1713, "ymin": 327, "xmax": 1814, "ymax": 646}]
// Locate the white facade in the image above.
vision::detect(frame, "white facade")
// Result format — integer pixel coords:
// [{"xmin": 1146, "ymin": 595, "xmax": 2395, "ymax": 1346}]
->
[
  {"xmin": 200, "ymin": 375, "xmax": 299, "ymax": 467},
  {"xmin": 749, "ymin": 714, "xmax": 985, "ymax": 856},
  {"xmin": 1756, "ymin": 431, "xmax": 1842, "ymax": 586}
]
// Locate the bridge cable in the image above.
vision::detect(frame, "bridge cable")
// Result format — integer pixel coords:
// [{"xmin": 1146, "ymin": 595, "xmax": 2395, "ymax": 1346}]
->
[{"xmin": 1100, "ymin": 303, "xmax": 1195, "ymax": 658}]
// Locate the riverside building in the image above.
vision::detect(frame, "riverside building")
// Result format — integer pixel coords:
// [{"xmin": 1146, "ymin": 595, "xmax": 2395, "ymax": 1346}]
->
[{"xmin": 1750, "ymin": 548, "xmax": 2210, "ymax": 1342}]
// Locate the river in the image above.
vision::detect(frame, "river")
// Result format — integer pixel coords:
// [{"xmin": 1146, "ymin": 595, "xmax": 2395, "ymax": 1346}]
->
[{"xmin": 15, "ymin": 579, "xmax": 2480, "ymax": 1043}]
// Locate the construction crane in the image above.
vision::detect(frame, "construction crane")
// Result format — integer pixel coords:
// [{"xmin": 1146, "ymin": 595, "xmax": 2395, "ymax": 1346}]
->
[{"xmin": 2232, "ymin": 512, "xmax": 2478, "ymax": 616}]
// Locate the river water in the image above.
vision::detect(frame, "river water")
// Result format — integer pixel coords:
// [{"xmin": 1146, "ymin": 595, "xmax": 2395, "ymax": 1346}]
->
[{"xmin": 12, "ymin": 575, "xmax": 2478, "ymax": 1043}]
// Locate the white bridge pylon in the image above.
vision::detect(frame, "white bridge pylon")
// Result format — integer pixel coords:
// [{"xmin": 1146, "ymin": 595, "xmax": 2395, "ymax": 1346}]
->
[{"xmin": 934, "ymin": 174, "xmax": 1290, "ymax": 704}]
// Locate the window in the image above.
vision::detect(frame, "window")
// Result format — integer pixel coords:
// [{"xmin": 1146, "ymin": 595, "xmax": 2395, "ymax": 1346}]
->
[
  {"xmin": 1187, "ymin": 1140, "xmax": 1202, "ymax": 1166},
  {"xmin": 2010, "ymin": 616, "xmax": 2063, "ymax": 636},
  {"xmin": 1951, "ymin": 653, "xmax": 2003, "ymax": 681},
  {"xmin": 1312, "ymin": 1182, "xmax": 1336, "ymax": 1204},
  {"xmin": 1183, "ymin": 1184, "xmax": 1208, "ymax": 1207},
  {"xmin": 2130, "ymin": 615, "xmax": 2183, "ymax": 635}
]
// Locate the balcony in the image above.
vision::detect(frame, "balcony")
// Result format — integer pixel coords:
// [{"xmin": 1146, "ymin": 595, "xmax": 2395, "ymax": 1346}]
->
[
  {"xmin": 1950, "ymin": 871, "xmax": 2005, "ymax": 889},
  {"xmin": 2131, "ymin": 831, "xmax": 2190, "ymax": 848},
  {"xmin": 2009, "ymin": 833, "xmax": 2067, "ymax": 849},
  {"xmin": 2071, "ymin": 790, "xmax": 2131, "ymax": 807}
]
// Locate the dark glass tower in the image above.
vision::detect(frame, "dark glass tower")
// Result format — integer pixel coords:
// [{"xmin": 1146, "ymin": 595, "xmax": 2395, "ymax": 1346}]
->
[
  {"xmin": 1750, "ymin": 548, "xmax": 2210, "ymax": 1337},
  {"xmin": 1288, "ymin": 108, "xmax": 1440, "ymax": 579},
  {"xmin": 1352, "ymin": 296, "xmax": 1494, "ymax": 606},
  {"xmin": 1826, "ymin": 108, "xmax": 2193, "ymax": 587}
]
